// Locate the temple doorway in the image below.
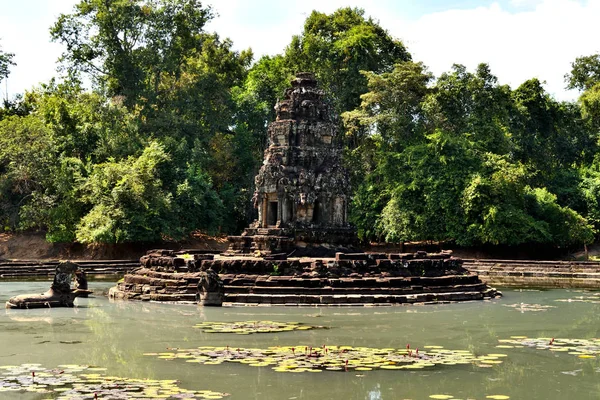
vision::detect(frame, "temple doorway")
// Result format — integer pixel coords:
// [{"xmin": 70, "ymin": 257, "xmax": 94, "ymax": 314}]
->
[
  {"xmin": 267, "ymin": 201, "xmax": 278, "ymax": 226},
  {"xmin": 313, "ymin": 200, "xmax": 322, "ymax": 223}
]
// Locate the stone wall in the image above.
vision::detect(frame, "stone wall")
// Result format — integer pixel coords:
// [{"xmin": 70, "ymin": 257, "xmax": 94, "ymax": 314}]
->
[{"xmin": 464, "ymin": 259, "xmax": 600, "ymax": 288}]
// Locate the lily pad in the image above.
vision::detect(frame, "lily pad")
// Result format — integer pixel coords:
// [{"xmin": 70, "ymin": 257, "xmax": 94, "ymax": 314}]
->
[
  {"xmin": 193, "ymin": 321, "xmax": 326, "ymax": 335},
  {"xmin": 503, "ymin": 303, "xmax": 555, "ymax": 312},
  {"xmin": 149, "ymin": 344, "xmax": 505, "ymax": 374},
  {"xmin": 0, "ymin": 364, "xmax": 229, "ymax": 399},
  {"xmin": 498, "ymin": 337, "xmax": 600, "ymax": 360}
]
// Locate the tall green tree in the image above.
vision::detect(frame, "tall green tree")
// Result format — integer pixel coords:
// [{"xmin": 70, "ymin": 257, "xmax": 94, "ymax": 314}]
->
[
  {"xmin": 345, "ymin": 62, "xmax": 596, "ymax": 247},
  {"xmin": 512, "ymin": 79, "xmax": 594, "ymax": 195},
  {"xmin": 51, "ymin": 0, "xmax": 255, "ymax": 237},
  {"xmin": 566, "ymin": 54, "xmax": 600, "ymax": 92},
  {"xmin": 569, "ymin": 56, "xmax": 600, "ymax": 136},
  {"xmin": 76, "ymin": 141, "xmax": 172, "ymax": 243},
  {"xmin": 284, "ymin": 7, "xmax": 411, "ymax": 118},
  {"xmin": 342, "ymin": 61, "xmax": 432, "ymax": 240},
  {"xmin": 0, "ymin": 39, "xmax": 15, "ymax": 82},
  {"xmin": 344, "ymin": 61, "xmax": 432, "ymax": 150},
  {"xmin": 423, "ymin": 64, "xmax": 514, "ymax": 155},
  {"xmin": 0, "ymin": 114, "xmax": 57, "ymax": 231},
  {"xmin": 51, "ymin": 0, "xmax": 214, "ymax": 105}
]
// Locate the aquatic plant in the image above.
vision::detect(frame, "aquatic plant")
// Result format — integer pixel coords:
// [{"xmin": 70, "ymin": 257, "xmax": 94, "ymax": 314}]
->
[
  {"xmin": 429, "ymin": 394, "xmax": 510, "ymax": 399},
  {"xmin": 0, "ymin": 364, "xmax": 229, "ymax": 399},
  {"xmin": 146, "ymin": 344, "xmax": 506, "ymax": 373},
  {"xmin": 498, "ymin": 336, "xmax": 600, "ymax": 359},
  {"xmin": 555, "ymin": 293, "xmax": 600, "ymax": 304},
  {"xmin": 502, "ymin": 303, "xmax": 555, "ymax": 312},
  {"xmin": 193, "ymin": 321, "xmax": 326, "ymax": 334}
]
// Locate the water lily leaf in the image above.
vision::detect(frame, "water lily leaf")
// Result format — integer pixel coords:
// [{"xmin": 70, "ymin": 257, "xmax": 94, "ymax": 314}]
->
[
  {"xmin": 193, "ymin": 321, "xmax": 326, "ymax": 334},
  {"xmin": 150, "ymin": 344, "xmax": 506, "ymax": 374},
  {"xmin": 498, "ymin": 336, "xmax": 600, "ymax": 361},
  {"xmin": 0, "ymin": 364, "xmax": 229, "ymax": 399}
]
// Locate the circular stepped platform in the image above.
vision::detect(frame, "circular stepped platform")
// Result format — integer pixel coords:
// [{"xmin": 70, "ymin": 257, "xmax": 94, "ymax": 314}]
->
[{"xmin": 109, "ymin": 250, "xmax": 500, "ymax": 306}]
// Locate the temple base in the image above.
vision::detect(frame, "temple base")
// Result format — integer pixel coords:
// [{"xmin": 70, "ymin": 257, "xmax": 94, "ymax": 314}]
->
[{"xmin": 226, "ymin": 227, "xmax": 357, "ymax": 257}]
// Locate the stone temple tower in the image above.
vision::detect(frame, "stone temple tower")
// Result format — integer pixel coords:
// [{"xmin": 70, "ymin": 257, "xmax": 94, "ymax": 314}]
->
[{"xmin": 228, "ymin": 72, "xmax": 356, "ymax": 254}]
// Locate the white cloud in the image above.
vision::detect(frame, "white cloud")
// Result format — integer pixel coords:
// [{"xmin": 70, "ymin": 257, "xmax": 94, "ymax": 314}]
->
[
  {"xmin": 510, "ymin": 0, "xmax": 544, "ymax": 7},
  {"xmin": 208, "ymin": 0, "xmax": 600, "ymax": 101},
  {"xmin": 3, "ymin": 0, "xmax": 600, "ymax": 101},
  {"xmin": 395, "ymin": 0, "xmax": 600, "ymax": 101},
  {"xmin": 206, "ymin": 0, "xmax": 404, "ymax": 61},
  {"xmin": 0, "ymin": 0, "xmax": 79, "ymax": 99}
]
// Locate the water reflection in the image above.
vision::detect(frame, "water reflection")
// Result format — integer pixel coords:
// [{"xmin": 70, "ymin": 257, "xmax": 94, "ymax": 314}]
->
[{"xmin": 1, "ymin": 282, "xmax": 600, "ymax": 399}]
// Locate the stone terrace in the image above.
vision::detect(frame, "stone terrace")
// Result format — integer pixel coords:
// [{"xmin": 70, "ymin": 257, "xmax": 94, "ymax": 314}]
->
[{"xmin": 109, "ymin": 250, "xmax": 500, "ymax": 306}]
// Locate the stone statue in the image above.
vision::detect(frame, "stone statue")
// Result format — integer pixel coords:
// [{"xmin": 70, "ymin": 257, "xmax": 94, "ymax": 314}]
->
[
  {"xmin": 73, "ymin": 269, "xmax": 89, "ymax": 298},
  {"xmin": 5, "ymin": 261, "xmax": 93, "ymax": 309},
  {"xmin": 197, "ymin": 268, "xmax": 224, "ymax": 306}
]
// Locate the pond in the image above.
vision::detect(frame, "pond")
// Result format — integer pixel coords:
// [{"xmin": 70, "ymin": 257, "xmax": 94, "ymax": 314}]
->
[{"xmin": 1, "ymin": 281, "xmax": 599, "ymax": 399}]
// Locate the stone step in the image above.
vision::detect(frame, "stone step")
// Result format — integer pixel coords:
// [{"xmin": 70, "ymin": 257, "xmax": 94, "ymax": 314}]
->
[
  {"xmin": 224, "ymin": 283, "xmax": 487, "ymax": 295},
  {"xmin": 463, "ymin": 259, "xmax": 600, "ymax": 267},
  {"xmin": 221, "ymin": 274, "xmax": 480, "ymax": 288},
  {"xmin": 472, "ymin": 270, "xmax": 600, "ymax": 279},
  {"xmin": 224, "ymin": 290, "xmax": 490, "ymax": 306}
]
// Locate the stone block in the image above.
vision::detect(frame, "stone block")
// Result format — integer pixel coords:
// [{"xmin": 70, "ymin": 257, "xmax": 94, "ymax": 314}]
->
[{"xmin": 336, "ymin": 253, "xmax": 369, "ymax": 261}]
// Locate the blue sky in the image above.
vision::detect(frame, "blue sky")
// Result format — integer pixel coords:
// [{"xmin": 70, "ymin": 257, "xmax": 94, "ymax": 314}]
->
[{"xmin": 1, "ymin": 0, "xmax": 598, "ymax": 101}]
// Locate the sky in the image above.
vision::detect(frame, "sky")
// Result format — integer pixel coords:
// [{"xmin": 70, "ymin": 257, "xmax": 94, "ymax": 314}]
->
[{"xmin": 1, "ymin": 0, "xmax": 599, "ymax": 101}]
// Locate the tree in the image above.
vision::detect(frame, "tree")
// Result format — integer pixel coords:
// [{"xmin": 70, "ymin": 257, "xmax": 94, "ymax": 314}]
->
[
  {"xmin": 51, "ymin": 0, "xmax": 255, "ymax": 237},
  {"xmin": 423, "ymin": 63, "xmax": 514, "ymax": 155},
  {"xmin": 284, "ymin": 7, "xmax": 411, "ymax": 117},
  {"xmin": 141, "ymin": 33, "xmax": 252, "ymax": 233},
  {"xmin": 343, "ymin": 61, "xmax": 432, "ymax": 151},
  {"xmin": 342, "ymin": 61, "xmax": 432, "ymax": 240},
  {"xmin": 51, "ymin": 0, "xmax": 214, "ymax": 105},
  {"xmin": 512, "ymin": 79, "xmax": 594, "ymax": 195},
  {"xmin": 76, "ymin": 141, "xmax": 172, "ymax": 243},
  {"xmin": 377, "ymin": 130, "xmax": 480, "ymax": 243},
  {"xmin": 460, "ymin": 154, "xmax": 592, "ymax": 246},
  {"xmin": 0, "ymin": 39, "xmax": 15, "ymax": 82},
  {"xmin": 25, "ymin": 79, "xmax": 144, "ymax": 162},
  {"xmin": 0, "ymin": 115, "xmax": 57, "ymax": 231},
  {"xmin": 233, "ymin": 55, "xmax": 292, "ymax": 153},
  {"xmin": 566, "ymin": 54, "xmax": 600, "ymax": 92},
  {"xmin": 344, "ymin": 62, "xmax": 597, "ymax": 246},
  {"xmin": 566, "ymin": 53, "xmax": 600, "ymax": 135}
]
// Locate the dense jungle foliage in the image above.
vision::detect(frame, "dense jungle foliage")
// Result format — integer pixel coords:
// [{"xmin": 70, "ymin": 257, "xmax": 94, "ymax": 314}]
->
[{"xmin": 1, "ymin": 1, "xmax": 600, "ymax": 248}]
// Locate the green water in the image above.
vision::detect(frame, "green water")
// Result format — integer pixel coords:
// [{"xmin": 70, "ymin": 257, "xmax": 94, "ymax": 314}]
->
[{"xmin": 1, "ymin": 282, "xmax": 600, "ymax": 399}]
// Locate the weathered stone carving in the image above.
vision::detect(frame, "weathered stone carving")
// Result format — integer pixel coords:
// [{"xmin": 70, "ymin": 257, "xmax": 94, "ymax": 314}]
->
[
  {"xmin": 73, "ymin": 269, "xmax": 89, "ymax": 298},
  {"xmin": 6, "ymin": 261, "xmax": 92, "ymax": 309},
  {"xmin": 197, "ymin": 269, "xmax": 224, "ymax": 306},
  {"xmin": 109, "ymin": 250, "xmax": 500, "ymax": 305},
  {"xmin": 228, "ymin": 72, "xmax": 356, "ymax": 254},
  {"xmin": 109, "ymin": 250, "xmax": 224, "ymax": 306}
]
